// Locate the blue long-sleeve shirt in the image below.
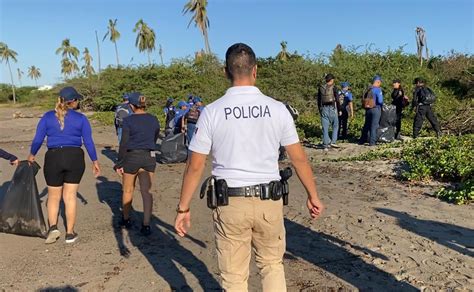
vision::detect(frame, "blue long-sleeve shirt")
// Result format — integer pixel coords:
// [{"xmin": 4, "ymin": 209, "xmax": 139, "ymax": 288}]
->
[
  {"xmin": 30, "ymin": 110, "xmax": 98, "ymax": 161},
  {"xmin": 0, "ymin": 148, "xmax": 17, "ymax": 162},
  {"xmin": 371, "ymin": 87, "xmax": 384, "ymax": 106}
]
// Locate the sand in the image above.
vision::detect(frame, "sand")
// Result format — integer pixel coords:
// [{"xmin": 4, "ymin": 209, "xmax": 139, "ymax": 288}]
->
[{"xmin": 0, "ymin": 107, "xmax": 472, "ymax": 291}]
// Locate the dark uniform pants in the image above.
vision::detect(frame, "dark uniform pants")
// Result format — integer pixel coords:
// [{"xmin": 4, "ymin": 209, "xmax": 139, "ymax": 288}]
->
[
  {"xmin": 213, "ymin": 197, "xmax": 286, "ymax": 291},
  {"xmin": 413, "ymin": 105, "xmax": 440, "ymax": 138},
  {"xmin": 338, "ymin": 108, "xmax": 349, "ymax": 139}
]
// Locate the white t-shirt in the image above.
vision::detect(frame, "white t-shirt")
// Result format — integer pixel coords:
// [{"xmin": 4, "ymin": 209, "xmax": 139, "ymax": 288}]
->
[{"xmin": 189, "ymin": 86, "xmax": 300, "ymax": 187}]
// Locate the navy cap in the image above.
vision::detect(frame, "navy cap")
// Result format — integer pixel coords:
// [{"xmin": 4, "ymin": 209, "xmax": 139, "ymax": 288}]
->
[
  {"xmin": 193, "ymin": 96, "xmax": 202, "ymax": 103},
  {"xmin": 341, "ymin": 81, "xmax": 350, "ymax": 88},
  {"xmin": 178, "ymin": 101, "xmax": 188, "ymax": 108},
  {"xmin": 128, "ymin": 92, "xmax": 143, "ymax": 107},
  {"xmin": 167, "ymin": 97, "xmax": 174, "ymax": 103},
  {"xmin": 59, "ymin": 86, "xmax": 83, "ymax": 101},
  {"xmin": 122, "ymin": 93, "xmax": 130, "ymax": 100},
  {"xmin": 373, "ymin": 75, "xmax": 382, "ymax": 82}
]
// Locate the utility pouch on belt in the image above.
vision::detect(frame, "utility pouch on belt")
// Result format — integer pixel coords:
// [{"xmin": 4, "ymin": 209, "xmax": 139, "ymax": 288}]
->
[
  {"xmin": 200, "ymin": 176, "xmax": 229, "ymax": 209},
  {"xmin": 280, "ymin": 167, "xmax": 293, "ymax": 206}
]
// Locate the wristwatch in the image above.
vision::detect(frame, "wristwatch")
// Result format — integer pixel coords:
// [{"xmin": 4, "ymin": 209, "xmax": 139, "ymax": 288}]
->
[{"xmin": 176, "ymin": 205, "xmax": 190, "ymax": 214}]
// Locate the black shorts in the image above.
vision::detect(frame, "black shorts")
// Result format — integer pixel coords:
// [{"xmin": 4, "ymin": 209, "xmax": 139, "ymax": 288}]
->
[
  {"xmin": 123, "ymin": 150, "xmax": 156, "ymax": 174},
  {"xmin": 44, "ymin": 147, "xmax": 85, "ymax": 187}
]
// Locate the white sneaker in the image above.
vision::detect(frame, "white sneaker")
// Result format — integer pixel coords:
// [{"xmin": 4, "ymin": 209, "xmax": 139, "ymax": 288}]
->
[{"xmin": 45, "ymin": 226, "xmax": 61, "ymax": 244}]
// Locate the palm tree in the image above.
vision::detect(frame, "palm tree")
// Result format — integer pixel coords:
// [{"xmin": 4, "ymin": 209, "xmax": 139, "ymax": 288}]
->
[
  {"xmin": 55, "ymin": 38, "xmax": 80, "ymax": 61},
  {"xmin": 0, "ymin": 42, "xmax": 18, "ymax": 103},
  {"xmin": 159, "ymin": 44, "xmax": 164, "ymax": 65},
  {"xmin": 27, "ymin": 66, "xmax": 41, "ymax": 87},
  {"xmin": 133, "ymin": 19, "xmax": 156, "ymax": 65},
  {"xmin": 183, "ymin": 0, "xmax": 211, "ymax": 54},
  {"xmin": 103, "ymin": 19, "xmax": 121, "ymax": 66},
  {"xmin": 56, "ymin": 39, "xmax": 79, "ymax": 78},
  {"xmin": 60, "ymin": 58, "xmax": 79, "ymax": 78},
  {"xmin": 81, "ymin": 47, "xmax": 95, "ymax": 77},
  {"xmin": 17, "ymin": 68, "xmax": 24, "ymax": 86},
  {"xmin": 95, "ymin": 30, "xmax": 102, "ymax": 75},
  {"xmin": 276, "ymin": 41, "xmax": 290, "ymax": 62}
]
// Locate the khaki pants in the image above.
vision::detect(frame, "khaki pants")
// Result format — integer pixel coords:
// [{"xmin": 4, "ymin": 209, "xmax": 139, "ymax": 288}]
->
[{"xmin": 213, "ymin": 197, "xmax": 286, "ymax": 292}]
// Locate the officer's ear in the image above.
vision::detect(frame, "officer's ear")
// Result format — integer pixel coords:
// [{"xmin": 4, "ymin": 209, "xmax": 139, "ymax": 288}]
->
[
  {"xmin": 252, "ymin": 65, "xmax": 257, "ymax": 80},
  {"xmin": 224, "ymin": 66, "xmax": 232, "ymax": 80}
]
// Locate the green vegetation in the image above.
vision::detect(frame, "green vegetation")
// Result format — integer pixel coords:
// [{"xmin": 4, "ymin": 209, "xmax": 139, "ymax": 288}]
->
[
  {"xmin": 401, "ymin": 135, "xmax": 473, "ymax": 204},
  {"xmin": 330, "ymin": 148, "xmax": 400, "ymax": 162}
]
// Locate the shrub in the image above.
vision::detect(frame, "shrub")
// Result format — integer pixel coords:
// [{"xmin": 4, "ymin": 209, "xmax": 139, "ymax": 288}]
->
[{"xmin": 401, "ymin": 135, "xmax": 473, "ymax": 182}]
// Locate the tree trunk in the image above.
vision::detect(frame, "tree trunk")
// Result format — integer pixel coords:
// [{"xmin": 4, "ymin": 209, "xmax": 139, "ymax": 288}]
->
[
  {"xmin": 203, "ymin": 29, "xmax": 211, "ymax": 55},
  {"xmin": 95, "ymin": 30, "xmax": 102, "ymax": 76},
  {"xmin": 147, "ymin": 51, "xmax": 152, "ymax": 66},
  {"xmin": 7, "ymin": 60, "xmax": 16, "ymax": 104},
  {"xmin": 114, "ymin": 41, "xmax": 120, "ymax": 67},
  {"xmin": 35, "ymin": 79, "xmax": 38, "ymax": 87}
]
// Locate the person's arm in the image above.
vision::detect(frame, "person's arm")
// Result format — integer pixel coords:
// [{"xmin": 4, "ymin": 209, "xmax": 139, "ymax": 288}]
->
[
  {"xmin": 0, "ymin": 148, "xmax": 18, "ymax": 165},
  {"xmin": 81, "ymin": 116, "xmax": 100, "ymax": 177},
  {"xmin": 116, "ymin": 121, "xmax": 130, "ymax": 168},
  {"xmin": 411, "ymin": 89, "xmax": 418, "ymax": 110},
  {"xmin": 175, "ymin": 152, "xmax": 208, "ymax": 236},
  {"xmin": 317, "ymin": 88, "xmax": 322, "ymax": 112},
  {"xmin": 377, "ymin": 89, "xmax": 384, "ymax": 105},
  {"xmin": 28, "ymin": 115, "xmax": 48, "ymax": 162},
  {"xmin": 334, "ymin": 87, "xmax": 342, "ymax": 114},
  {"xmin": 175, "ymin": 108, "xmax": 213, "ymax": 237},
  {"xmin": 285, "ymin": 143, "xmax": 324, "ymax": 218}
]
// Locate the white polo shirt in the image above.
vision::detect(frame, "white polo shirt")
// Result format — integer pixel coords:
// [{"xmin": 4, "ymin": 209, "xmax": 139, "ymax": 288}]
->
[{"xmin": 189, "ymin": 86, "xmax": 300, "ymax": 187}]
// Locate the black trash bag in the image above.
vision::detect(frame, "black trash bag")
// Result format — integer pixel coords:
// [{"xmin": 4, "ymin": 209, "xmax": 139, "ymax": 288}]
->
[
  {"xmin": 158, "ymin": 133, "xmax": 188, "ymax": 164},
  {"xmin": 377, "ymin": 126, "xmax": 396, "ymax": 143},
  {"xmin": 0, "ymin": 161, "xmax": 47, "ymax": 238},
  {"xmin": 379, "ymin": 104, "xmax": 397, "ymax": 128}
]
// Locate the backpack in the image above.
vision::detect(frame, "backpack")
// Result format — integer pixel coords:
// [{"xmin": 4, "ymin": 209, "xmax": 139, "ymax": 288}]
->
[
  {"xmin": 419, "ymin": 87, "xmax": 436, "ymax": 105},
  {"xmin": 337, "ymin": 90, "xmax": 346, "ymax": 106},
  {"xmin": 320, "ymin": 84, "xmax": 335, "ymax": 104},
  {"xmin": 284, "ymin": 102, "xmax": 299, "ymax": 120},
  {"xmin": 186, "ymin": 105, "xmax": 201, "ymax": 124},
  {"xmin": 115, "ymin": 104, "xmax": 131, "ymax": 128},
  {"xmin": 362, "ymin": 87, "xmax": 376, "ymax": 109}
]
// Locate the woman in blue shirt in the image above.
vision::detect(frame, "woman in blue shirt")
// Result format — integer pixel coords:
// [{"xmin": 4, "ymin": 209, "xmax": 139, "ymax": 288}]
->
[
  {"xmin": 114, "ymin": 92, "xmax": 160, "ymax": 236},
  {"xmin": 28, "ymin": 86, "xmax": 100, "ymax": 244}
]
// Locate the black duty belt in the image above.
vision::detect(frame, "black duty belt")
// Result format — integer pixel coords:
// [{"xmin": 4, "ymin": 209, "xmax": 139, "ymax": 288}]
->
[{"xmin": 227, "ymin": 184, "xmax": 271, "ymax": 197}]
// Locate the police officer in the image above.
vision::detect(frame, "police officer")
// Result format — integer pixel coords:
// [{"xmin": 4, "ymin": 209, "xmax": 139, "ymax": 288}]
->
[
  {"xmin": 174, "ymin": 43, "xmax": 324, "ymax": 291},
  {"xmin": 412, "ymin": 77, "xmax": 441, "ymax": 138}
]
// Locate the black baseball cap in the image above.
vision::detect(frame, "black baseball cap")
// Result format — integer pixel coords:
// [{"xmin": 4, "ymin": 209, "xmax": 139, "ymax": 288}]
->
[
  {"xmin": 393, "ymin": 79, "xmax": 401, "ymax": 84},
  {"xmin": 59, "ymin": 86, "xmax": 83, "ymax": 101},
  {"xmin": 128, "ymin": 92, "xmax": 143, "ymax": 107}
]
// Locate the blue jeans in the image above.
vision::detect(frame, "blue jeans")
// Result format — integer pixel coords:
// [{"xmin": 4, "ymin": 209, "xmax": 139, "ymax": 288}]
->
[
  {"xmin": 360, "ymin": 106, "xmax": 381, "ymax": 145},
  {"xmin": 187, "ymin": 123, "xmax": 197, "ymax": 145},
  {"xmin": 320, "ymin": 106, "xmax": 339, "ymax": 146}
]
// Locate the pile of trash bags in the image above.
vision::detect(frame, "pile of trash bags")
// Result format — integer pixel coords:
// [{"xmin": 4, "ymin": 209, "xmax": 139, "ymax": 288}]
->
[
  {"xmin": 377, "ymin": 104, "xmax": 397, "ymax": 143},
  {"xmin": 0, "ymin": 161, "xmax": 47, "ymax": 238},
  {"xmin": 158, "ymin": 133, "xmax": 188, "ymax": 164}
]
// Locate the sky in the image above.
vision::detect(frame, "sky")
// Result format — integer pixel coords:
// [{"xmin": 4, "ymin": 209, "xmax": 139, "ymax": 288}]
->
[{"xmin": 0, "ymin": 0, "xmax": 473, "ymax": 86}]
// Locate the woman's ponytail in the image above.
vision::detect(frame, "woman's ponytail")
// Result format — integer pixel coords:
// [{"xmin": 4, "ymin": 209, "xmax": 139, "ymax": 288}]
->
[
  {"xmin": 138, "ymin": 95, "xmax": 146, "ymax": 109},
  {"xmin": 55, "ymin": 97, "xmax": 67, "ymax": 130}
]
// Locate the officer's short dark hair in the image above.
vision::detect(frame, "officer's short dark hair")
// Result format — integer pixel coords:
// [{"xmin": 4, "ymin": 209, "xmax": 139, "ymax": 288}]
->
[
  {"xmin": 325, "ymin": 74, "xmax": 335, "ymax": 83},
  {"xmin": 414, "ymin": 77, "xmax": 425, "ymax": 85},
  {"xmin": 225, "ymin": 43, "xmax": 257, "ymax": 80}
]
